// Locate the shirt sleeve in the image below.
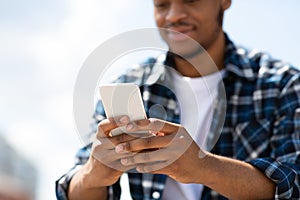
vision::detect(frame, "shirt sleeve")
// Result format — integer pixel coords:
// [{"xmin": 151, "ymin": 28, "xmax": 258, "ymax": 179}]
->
[
  {"xmin": 55, "ymin": 145, "xmax": 91, "ymax": 200},
  {"xmin": 55, "ymin": 100, "xmax": 121, "ymax": 200},
  {"xmin": 55, "ymin": 96, "xmax": 105, "ymax": 199},
  {"xmin": 247, "ymin": 73, "xmax": 300, "ymax": 199},
  {"xmin": 55, "ymin": 61, "xmax": 154, "ymax": 199}
]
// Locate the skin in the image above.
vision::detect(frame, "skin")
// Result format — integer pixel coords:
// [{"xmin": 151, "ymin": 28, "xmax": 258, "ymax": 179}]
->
[
  {"xmin": 116, "ymin": 118, "xmax": 275, "ymax": 199},
  {"xmin": 68, "ymin": 116, "xmax": 136, "ymax": 200},
  {"xmin": 154, "ymin": 0, "xmax": 228, "ymax": 77},
  {"xmin": 69, "ymin": 0, "xmax": 276, "ymax": 199}
]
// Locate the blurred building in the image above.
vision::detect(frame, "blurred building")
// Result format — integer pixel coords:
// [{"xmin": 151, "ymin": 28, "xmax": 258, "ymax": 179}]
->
[{"xmin": 0, "ymin": 134, "xmax": 37, "ymax": 200}]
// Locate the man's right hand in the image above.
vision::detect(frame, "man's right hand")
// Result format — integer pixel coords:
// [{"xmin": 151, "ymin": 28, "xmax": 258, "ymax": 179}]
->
[{"xmin": 68, "ymin": 116, "xmax": 137, "ymax": 200}]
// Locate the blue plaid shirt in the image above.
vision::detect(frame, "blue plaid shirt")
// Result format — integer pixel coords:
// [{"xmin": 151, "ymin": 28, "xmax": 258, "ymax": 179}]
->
[{"xmin": 56, "ymin": 34, "xmax": 300, "ymax": 200}]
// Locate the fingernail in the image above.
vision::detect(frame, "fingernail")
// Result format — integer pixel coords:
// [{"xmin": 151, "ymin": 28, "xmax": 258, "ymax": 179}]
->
[
  {"xmin": 121, "ymin": 158, "xmax": 128, "ymax": 165},
  {"xmin": 149, "ymin": 130, "xmax": 158, "ymax": 135},
  {"xmin": 115, "ymin": 144, "xmax": 124, "ymax": 153},
  {"xmin": 126, "ymin": 123, "xmax": 133, "ymax": 130}
]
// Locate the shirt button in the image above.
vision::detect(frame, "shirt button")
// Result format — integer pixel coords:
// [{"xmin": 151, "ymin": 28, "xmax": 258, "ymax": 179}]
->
[{"xmin": 152, "ymin": 191, "xmax": 160, "ymax": 199}]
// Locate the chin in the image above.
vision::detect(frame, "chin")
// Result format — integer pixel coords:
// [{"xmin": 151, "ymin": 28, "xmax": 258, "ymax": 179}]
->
[{"xmin": 168, "ymin": 42, "xmax": 205, "ymax": 59}]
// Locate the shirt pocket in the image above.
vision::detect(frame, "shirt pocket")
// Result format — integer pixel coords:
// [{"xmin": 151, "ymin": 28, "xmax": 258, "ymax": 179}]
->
[{"xmin": 233, "ymin": 118, "xmax": 272, "ymax": 161}]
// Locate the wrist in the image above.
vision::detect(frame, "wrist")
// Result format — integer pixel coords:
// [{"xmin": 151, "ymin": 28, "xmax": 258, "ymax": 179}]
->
[
  {"xmin": 191, "ymin": 151, "xmax": 216, "ymax": 185},
  {"xmin": 69, "ymin": 167, "xmax": 108, "ymax": 200},
  {"xmin": 79, "ymin": 158, "xmax": 107, "ymax": 189}
]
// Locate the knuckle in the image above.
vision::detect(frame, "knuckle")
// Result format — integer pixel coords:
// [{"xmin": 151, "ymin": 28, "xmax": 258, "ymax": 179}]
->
[
  {"xmin": 142, "ymin": 153, "xmax": 150, "ymax": 161},
  {"xmin": 129, "ymin": 156, "xmax": 135, "ymax": 164},
  {"xmin": 97, "ymin": 122, "xmax": 107, "ymax": 135},
  {"xmin": 124, "ymin": 142, "xmax": 131, "ymax": 151},
  {"xmin": 108, "ymin": 117, "xmax": 117, "ymax": 126},
  {"xmin": 135, "ymin": 119, "xmax": 150, "ymax": 127},
  {"xmin": 98, "ymin": 119, "xmax": 108, "ymax": 128},
  {"xmin": 97, "ymin": 123, "xmax": 104, "ymax": 132},
  {"xmin": 116, "ymin": 134, "xmax": 125, "ymax": 143},
  {"xmin": 97, "ymin": 121, "xmax": 103, "ymax": 128},
  {"xmin": 143, "ymin": 137, "xmax": 152, "ymax": 147}
]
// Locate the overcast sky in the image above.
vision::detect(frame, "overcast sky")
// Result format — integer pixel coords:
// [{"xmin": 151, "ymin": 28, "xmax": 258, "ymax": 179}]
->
[{"xmin": 0, "ymin": 1, "xmax": 299, "ymax": 199}]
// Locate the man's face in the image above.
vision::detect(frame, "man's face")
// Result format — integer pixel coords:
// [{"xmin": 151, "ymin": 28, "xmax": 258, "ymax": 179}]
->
[{"xmin": 153, "ymin": 0, "xmax": 230, "ymax": 56}]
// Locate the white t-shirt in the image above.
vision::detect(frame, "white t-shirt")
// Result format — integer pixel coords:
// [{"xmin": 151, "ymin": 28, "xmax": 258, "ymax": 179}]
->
[{"xmin": 162, "ymin": 68, "xmax": 224, "ymax": 200}]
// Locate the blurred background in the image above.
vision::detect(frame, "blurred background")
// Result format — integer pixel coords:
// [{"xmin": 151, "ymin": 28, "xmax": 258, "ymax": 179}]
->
[{"xmin": 0, "ymin": 0, "xmax": 299, "ymax": 199}]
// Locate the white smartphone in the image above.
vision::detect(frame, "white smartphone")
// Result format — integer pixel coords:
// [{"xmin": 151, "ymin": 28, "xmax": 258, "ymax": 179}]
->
[{"xmin": 99, "ymin": 83, "xmax": 148, "ymax": 136}]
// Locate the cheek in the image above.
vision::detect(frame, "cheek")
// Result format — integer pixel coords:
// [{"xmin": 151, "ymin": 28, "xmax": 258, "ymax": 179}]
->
[{"xmin": 154, "ymin": 12, "xmax": 165, "ymax": 27}]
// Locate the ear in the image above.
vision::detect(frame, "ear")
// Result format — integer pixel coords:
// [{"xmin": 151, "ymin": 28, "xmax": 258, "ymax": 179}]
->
[{"xmin": 221, "ymin": 0, "xmax": 231, "ymax": 11}]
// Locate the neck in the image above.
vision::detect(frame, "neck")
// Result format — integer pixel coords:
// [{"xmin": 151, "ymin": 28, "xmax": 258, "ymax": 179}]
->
[{"xmin": 174, "ymin": 32, "xmax": 226, "ymax": 78}]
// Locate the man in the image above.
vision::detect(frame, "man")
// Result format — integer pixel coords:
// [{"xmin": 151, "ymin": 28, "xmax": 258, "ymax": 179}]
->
[{"xmin": 56, "ymin": 0, "xmax": 300, "ymax": 199}]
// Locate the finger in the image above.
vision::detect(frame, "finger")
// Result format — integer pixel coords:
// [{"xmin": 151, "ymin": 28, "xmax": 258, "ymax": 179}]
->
[
  {"xmin": 92, "ymin": 143, "xmax": 137, "ymax": 164},
  {"xmin": 136, "ymin": 161, "xmax": 171, "ymax": 173},
  {"xmin": 97, "ymin": 116, "xmax": 130, "ymax": 137},
  {"xmin": 109, "ymin": 133, "xmax": 136, "ymax": 146},
  {"xmin": 109, "ymin": 160, "xmax": 137, "ymax": 172},
  {"xmin": 119, "ymin": 141, "xmax": 192, "ymax": 166},
  {"xmin": 98, "ymin": 133, "xmax": 138, "ymax": 149},
  {"xmin": 94, "ymin": 136, "xmax": 131, "ymax": 150},
  {"xmin": 97, "ymin": 137, "xmax": 114, "ymax": 149},
  {"xmin": 93, "ymin": 151, "xmax": 137, "ymax": 172},
  {"xmin": 115, "ymin": 134, "xmax": 176, "ymax": 153},
  {"xmin": 120, "ymin": 149, "xmax": 169, "ymax": 166},
  {"xmin": 115, "ymin": 128, "xmax": 192, "ymax": 153},
  {"xmin": 125, "ymin": 118, "xmax": 181, "ymax": 135}
]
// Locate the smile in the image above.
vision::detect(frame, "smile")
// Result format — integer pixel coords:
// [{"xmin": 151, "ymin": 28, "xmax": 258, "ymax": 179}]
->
[{"xmin": 165, "ymin": 28, "xmax": 194, "ymax": 42}]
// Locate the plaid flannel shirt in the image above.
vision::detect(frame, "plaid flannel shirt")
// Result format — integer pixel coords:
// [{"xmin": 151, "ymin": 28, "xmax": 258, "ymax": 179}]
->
[{"xmin": 56, "ymin": 34, "xmax": 300, "ymax": 199}]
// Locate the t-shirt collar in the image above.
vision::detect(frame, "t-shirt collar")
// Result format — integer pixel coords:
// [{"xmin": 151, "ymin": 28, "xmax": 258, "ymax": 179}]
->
[{"xmin": 146, "ymin": 32, "xmax": 256, "ymax": 84}]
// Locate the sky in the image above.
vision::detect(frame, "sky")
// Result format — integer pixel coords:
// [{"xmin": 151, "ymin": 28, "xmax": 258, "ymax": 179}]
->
[{"xmin": 0, "ymin": 0, "xmax": 299, "ymax": 199}]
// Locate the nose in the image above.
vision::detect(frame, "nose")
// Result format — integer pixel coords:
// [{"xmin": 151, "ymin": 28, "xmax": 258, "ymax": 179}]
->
[{"xmin": 166, "ymin": 3, "xmax": 188, "ymax": 23}]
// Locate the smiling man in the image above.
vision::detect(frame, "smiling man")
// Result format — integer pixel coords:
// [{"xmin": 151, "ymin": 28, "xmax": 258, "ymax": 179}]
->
[{"xmin": 56, "ymin": 0, "xmax": 300, "ymax": 199}]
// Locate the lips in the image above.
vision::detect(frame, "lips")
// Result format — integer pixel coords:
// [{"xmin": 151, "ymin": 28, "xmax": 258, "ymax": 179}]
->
[{"xmin": 165, "ymin": 27, "xmax": 195, "ymax": 42}]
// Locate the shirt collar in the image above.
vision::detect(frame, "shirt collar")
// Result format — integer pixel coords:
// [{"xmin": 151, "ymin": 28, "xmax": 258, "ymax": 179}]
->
[
  {"xmin": 145, "ymin": 33, "xmax": 256, "ymax": 84},
  {"xmin": 223, "ymin": 33, "xmax": 256, "ymax": 80},
  {"xmin": 145, "ymin": 54, "xmax": 167, "ymax": 85}
]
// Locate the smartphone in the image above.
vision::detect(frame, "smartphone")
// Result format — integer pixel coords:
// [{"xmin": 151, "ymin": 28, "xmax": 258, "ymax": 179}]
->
[{"xmin": 99, "ymin": 83, "xmax": 148, "ymax": 136}]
